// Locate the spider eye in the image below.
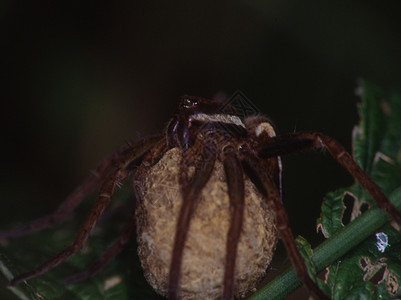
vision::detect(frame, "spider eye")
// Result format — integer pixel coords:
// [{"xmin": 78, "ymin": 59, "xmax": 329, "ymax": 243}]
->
[{"xmin": 182, "ymin": 97, "xmax": 198, "ymax": 109}]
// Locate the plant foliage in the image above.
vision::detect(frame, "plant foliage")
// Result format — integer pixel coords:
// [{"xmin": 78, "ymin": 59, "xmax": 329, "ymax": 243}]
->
[{"xmin": 250, "ymin": 80, "xmax": 401, "ymax": 299}]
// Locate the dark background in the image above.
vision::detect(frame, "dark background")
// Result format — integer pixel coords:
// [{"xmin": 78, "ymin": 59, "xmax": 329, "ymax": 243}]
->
[{"xmin": 1, "ymin": 1, "xmax": 401, "ymax": 299}]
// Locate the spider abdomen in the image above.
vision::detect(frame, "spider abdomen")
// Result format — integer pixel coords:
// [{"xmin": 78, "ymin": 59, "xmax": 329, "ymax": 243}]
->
[{"xmin": 135, "ymin": 148, "xmax": 278, "ymax": 299}]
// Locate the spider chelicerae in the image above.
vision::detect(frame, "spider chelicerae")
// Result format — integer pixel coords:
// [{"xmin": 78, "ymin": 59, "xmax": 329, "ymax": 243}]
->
[{"xmin": 1, "ymin": 95, "xmax": 401, "ymax": 300}]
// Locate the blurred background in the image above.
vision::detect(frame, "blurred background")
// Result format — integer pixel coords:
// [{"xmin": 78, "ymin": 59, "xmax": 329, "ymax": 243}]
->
[{"xmin": 1, "ymin": 1, "xmax": 401, "ymax": 299}]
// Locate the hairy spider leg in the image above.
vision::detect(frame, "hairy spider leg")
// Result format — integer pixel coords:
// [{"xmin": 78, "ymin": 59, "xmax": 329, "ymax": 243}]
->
[
  {"xmin": 240, "ymin": 152, "xmax": 329, "ymax": 300},
  {"xmin": 168, "ymin": 137, "xmax": 217, "ymax": 300},
  {"xmin": 258, "ymin": 132, "xmax": 401, "ymax": 226},
  {"xmin": 66, "ymin": 139, "xmax": 170, "ymax": 283},
  {"xmin": 0, "ymin": 135, "xmax": 162, "ymax": 239},
  {"xmin": 63, "ymin": 209, "xmax": 137, "ymax": 284},
  {"xmin": 9, "ymin": 136, "xmax": 161, "ymax": 286},
  {"xmin": 138, "ymin": 138, "xmax": 170, "ymax": 170},
  {"xmin": 221, "ymin": 149, "xmax": 245, "ymax": 300}
]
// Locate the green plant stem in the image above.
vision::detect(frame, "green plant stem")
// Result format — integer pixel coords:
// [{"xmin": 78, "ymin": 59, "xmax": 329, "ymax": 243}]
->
[{"xmin": 248, "ymin": 187, "xmax": 401, "ymax": 300}]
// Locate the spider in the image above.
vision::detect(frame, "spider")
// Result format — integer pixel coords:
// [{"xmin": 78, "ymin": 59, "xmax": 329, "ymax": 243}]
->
[{"xmin": 1, "ymin": 95, "xmax": 401, "ymax": 300}]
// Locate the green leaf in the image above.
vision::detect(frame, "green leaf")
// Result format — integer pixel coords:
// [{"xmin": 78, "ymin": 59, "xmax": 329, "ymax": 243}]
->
[
  {"xmin": 314, "ymin": 81, "xmax": 401, "ymax": 298},
  {"xmin": 249, "ymin": 80, "xmax": 401, "ymax": 299},
  {"xmin": 316, "ymin": 189, "xmax": 347, "ymax": 238},
  {"xmin": 296, "ymin": 236, "xmax": 330, "ymax": 297},
  {"xmin": 296, "ymin": 236, "xmax": 318, "ymax": 282},
  {"xmin": 325, "ymin": 224, "xmax": 401, "ymax": 300}
]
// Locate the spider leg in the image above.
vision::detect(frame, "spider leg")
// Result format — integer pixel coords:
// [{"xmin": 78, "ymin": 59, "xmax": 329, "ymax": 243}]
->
[
  {"xmin": 0, "ymin": 135, "xmax": 162, "ymax": 239},
  {"xmin": 135, "ymin": 138, "xmax": 170, "ymax": 171},
  {"xmin": 65, "ymin": 137, "xmax": 170, "ymax": 285},
  {"xmin": 168, "ymin": 140, "xmax": 217, "ymax": 300},
  {"xmin": 258, "ymin": 131, "xmax": 401, "ymax": 226},
  {"xmin": 9, "ymin": 136, "xmax": 162, "ymax": 286},
  {"xmin": 222, "ymin": 150, "xmax": 244, "ymax": 300},
  {"xmin": 63, "ymin": 208, "xmax": 137, "ymax": 284},
  {"xmin": 240, "ymin": 153, "xmax": 329, "ymax": 300}
]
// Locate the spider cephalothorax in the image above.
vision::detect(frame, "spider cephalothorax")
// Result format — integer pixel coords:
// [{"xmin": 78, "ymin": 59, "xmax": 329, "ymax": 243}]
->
[{"xmin": 2, "ymin": 95, "xmax": 401, "ymax": 300}]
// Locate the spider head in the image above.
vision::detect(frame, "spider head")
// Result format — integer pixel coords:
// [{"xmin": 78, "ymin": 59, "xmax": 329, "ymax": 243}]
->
[
  {"xmin": 178, "ymin": 95, "xmax": 236, "ymax": 116},
  {"xmin": 168, "ymin": 96, "xmax": 245, "ymax": 149},
  {"xmin": 179, "ymin": 95, "xmax": 199, "ymax": 111}
]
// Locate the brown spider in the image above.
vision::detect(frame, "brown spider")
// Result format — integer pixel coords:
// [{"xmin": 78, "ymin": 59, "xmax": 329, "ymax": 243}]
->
[{"xmin": 1, "ymin": 95, "xmax": 401, "ymax": 299}]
